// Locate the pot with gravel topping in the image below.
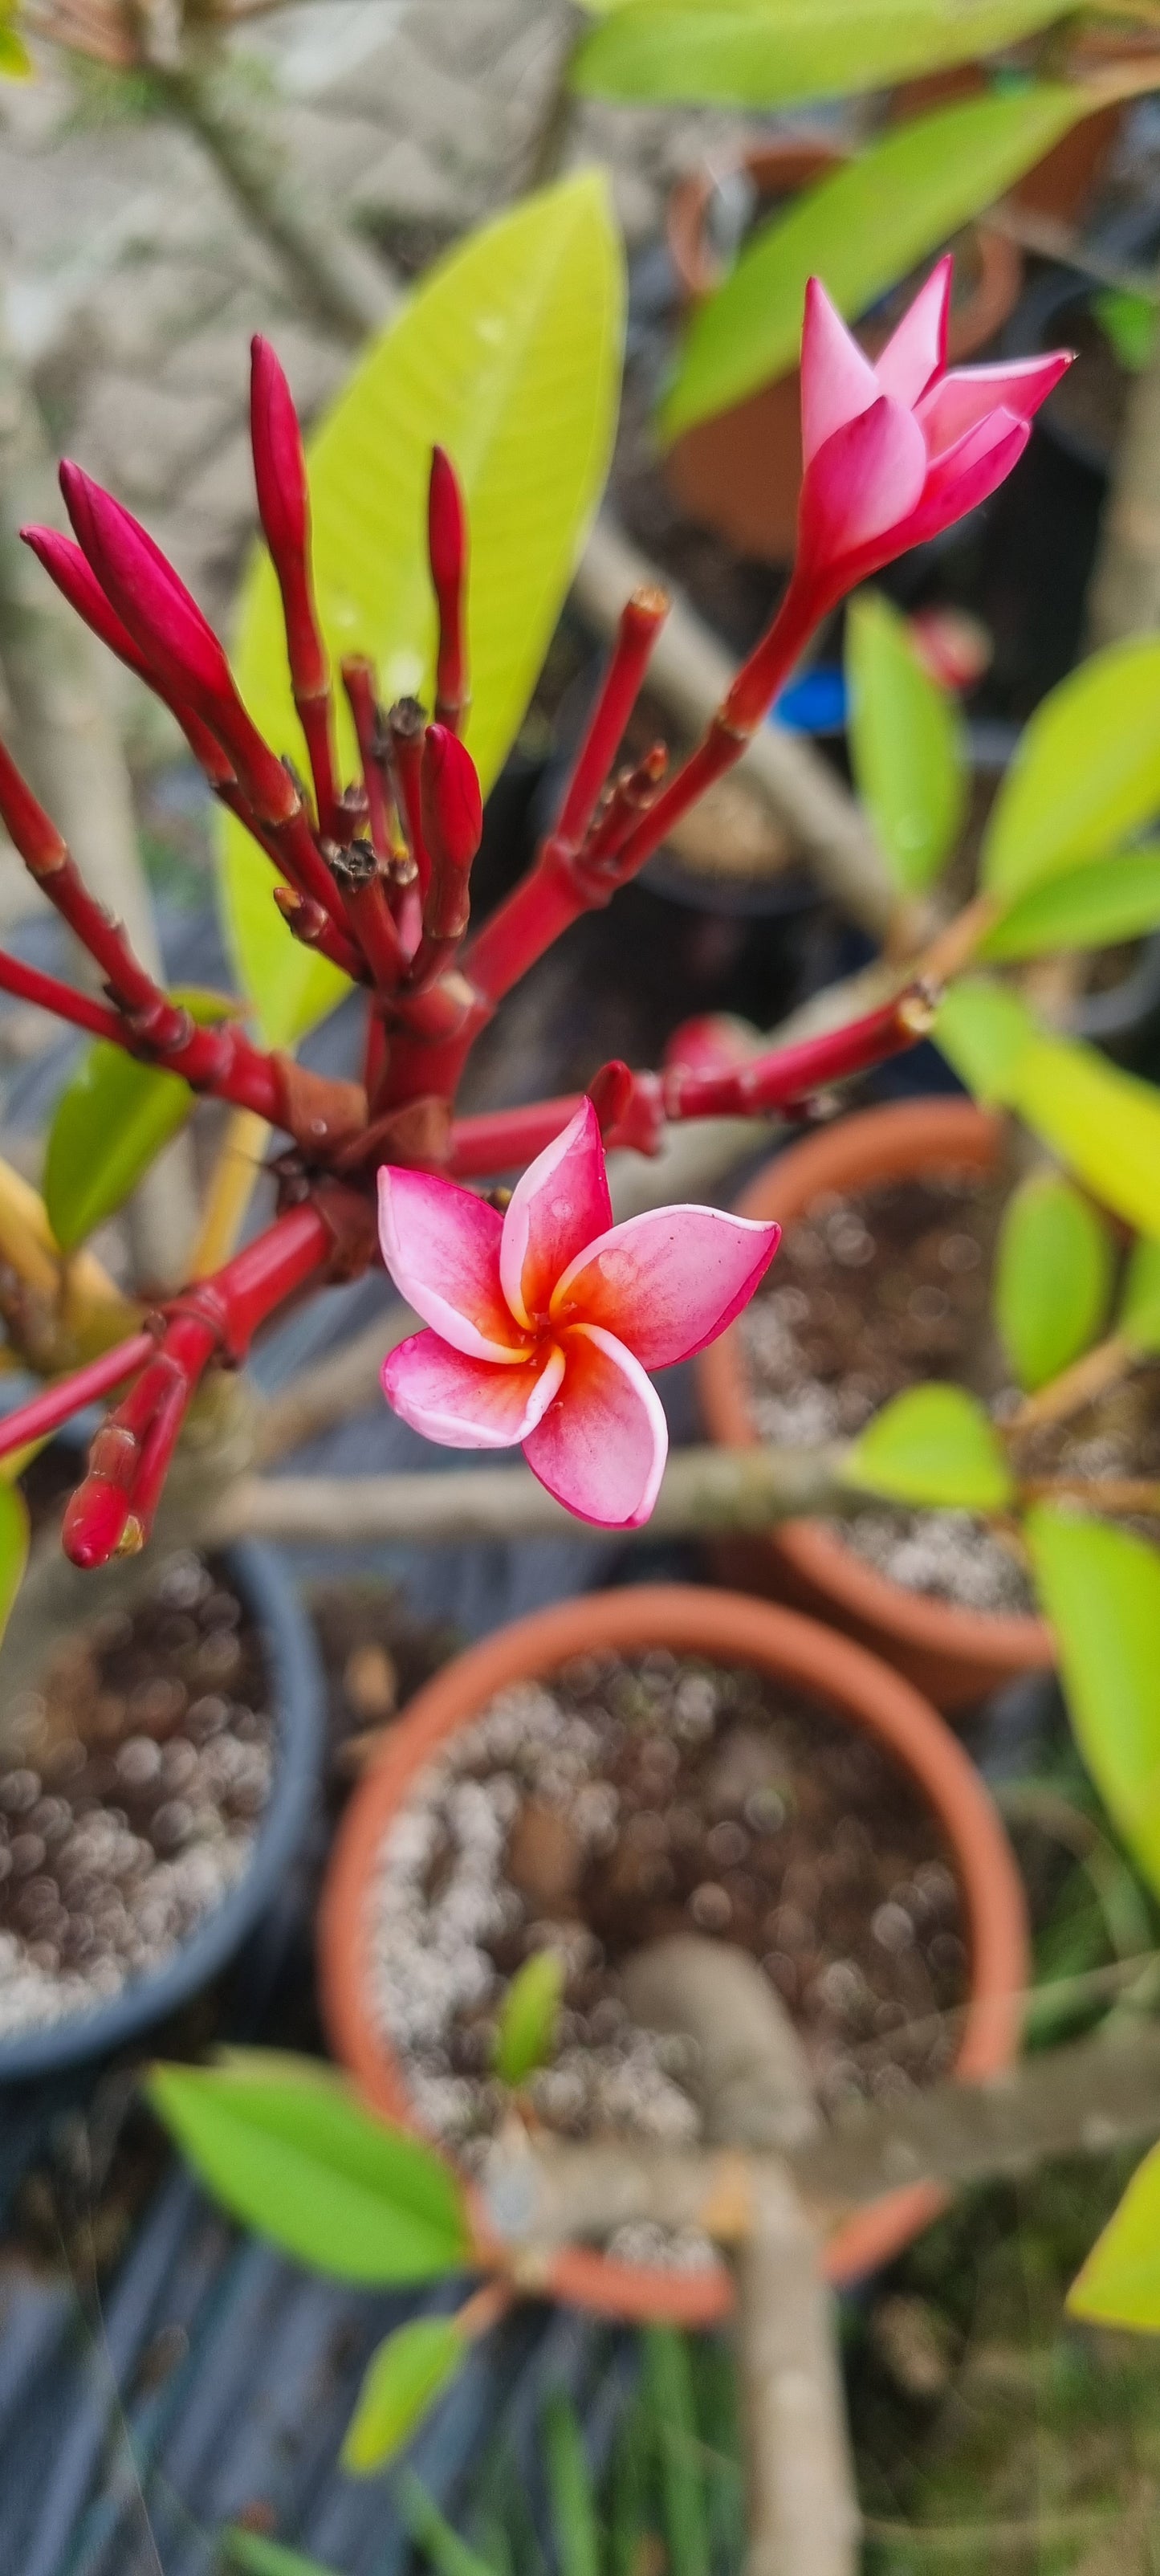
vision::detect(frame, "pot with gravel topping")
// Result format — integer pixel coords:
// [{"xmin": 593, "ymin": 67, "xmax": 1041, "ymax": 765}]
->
[
  {"xmin": 697, "ymin": 1098, "xmax": 1056, "ymax": 1710},
  {"xmin": 0, "ymin": 1539, "xmax": 323, "ymax": 2081},
  {"xmin": 319, "ymin": 1584, "xmax": 1027, "ymax": 2325}
]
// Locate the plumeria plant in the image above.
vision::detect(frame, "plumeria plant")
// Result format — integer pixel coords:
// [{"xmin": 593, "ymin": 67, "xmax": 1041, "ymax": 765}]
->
[{"xmin": 0, "ymin": 236, "xmax": 1072, "ymax": 1569}]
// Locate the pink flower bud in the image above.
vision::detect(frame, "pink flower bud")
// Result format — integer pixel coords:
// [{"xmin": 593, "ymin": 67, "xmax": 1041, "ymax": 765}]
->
[
  {"xmin": 250, "ymin": 337, "xmax": 328, "ymax": 703},
  {"xmin": 421, "ymin": 723, "xmax": 482, "ymax": 873},
  {"xmin": 428, "ymin": 446, "xmax": 466, "ymax": 602},
  {"xmin": 22, "ymin": 525, "xmax": 235, "ymax": 788}
]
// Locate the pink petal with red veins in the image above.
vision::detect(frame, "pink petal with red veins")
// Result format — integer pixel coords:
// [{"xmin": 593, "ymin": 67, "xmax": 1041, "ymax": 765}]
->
[
  {"xmin": 551, "ymin": 1206, "xmax": 781, "ymax": 1371},
  {"xmin": 800, "ymin": 396, "xmax": 928, "ymax": 571},
  {"xmin": 800, "ymin": 279, "xmax": 880, "ymax": 467},
  {"xmin": 382, "ymin": 1332, "xmax": 564, "ymax": 1449},
  {"xmin": 499, "ymin": 1096, "xmax": 613, "ymax": 1328},
  {"xmin": 918, "ymin": 351, "xmax": 1071, "ymax": 456},
  {"xmin": 873, "ymin": 256, "xmax": 951, "ymax": 410},
  {"xmin": 522, "ymin": 1323, "xmax": 668, "ymax": 1528},
  {"xmin": 377, "ymin": 1166, "xmax": 531, "ymax": 1363}
]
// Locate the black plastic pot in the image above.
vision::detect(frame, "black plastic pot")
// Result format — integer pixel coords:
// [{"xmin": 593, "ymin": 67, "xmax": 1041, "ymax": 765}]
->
[{"xmin": 0, "ymin": 1539, "xmax": 324, "ymax": 2084}]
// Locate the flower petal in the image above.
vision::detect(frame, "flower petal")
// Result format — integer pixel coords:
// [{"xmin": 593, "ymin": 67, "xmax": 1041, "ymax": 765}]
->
[
  {"xmin": 902, "ymin": 407, "xmax": 1029, "ymax": 550},
  {"xmin": 551, "ymin": 1205, "xmax": 781, "ymax": 1370},
  {"xmin": 917, "ymin": 350, "xmax": 1071, "ymax": 456},
  {"xmin": 499, "ymin": 1097, "xmax": 613, "ymax": 1328},
  {"xmin": 382, "ymin": 1331, "xmax": 564, "ymax": 1449},
  {"xmin": 873, "ymin": 256, "xmax": 951, "ymax": 410},
  {"xmin": 800, "ymin": 278, "xmax": 881, "ymax": 467},
  {"xmin": 377, "ymin": 1166, "xmax": 531, "ymax": 1362},
  {"xmin": 799, "ymin": 394, "xmax": 928, "ymax": 576},
  {"xmin": 522, "ymin": 1323, "xmax": 668, "ymax": 1528}
]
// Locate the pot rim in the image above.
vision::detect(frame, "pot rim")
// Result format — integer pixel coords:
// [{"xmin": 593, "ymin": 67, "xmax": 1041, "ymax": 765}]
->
[
  {"xmin": 0, "ymin": 1539, "xmax": 324, "ymax": 2084},
  {"xmin": 697, "ymin": 1097, "xmax": 1055, "ymax": 1677},
  {"xmin": 318, "ymin": 1582, "xmax": 1029, "ymax": 2325}
]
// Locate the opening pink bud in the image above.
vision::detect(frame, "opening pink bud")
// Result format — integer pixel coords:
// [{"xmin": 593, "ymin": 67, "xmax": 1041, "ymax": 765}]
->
[{"xmin": 421, "ymin": 724, "xmax": 483, "ymax": 872}]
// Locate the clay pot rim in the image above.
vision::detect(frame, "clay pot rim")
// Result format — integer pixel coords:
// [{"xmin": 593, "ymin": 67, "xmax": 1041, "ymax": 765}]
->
[
  {"xmin": 318, "ymin": 1582, "xmax": 1029, "ymax": 2327},
  {"xmin": 666, "ymin": 138, "xmax": 1022, "ymax": 359},
  {"xmin": 696, "ymin": 1096, "xmax": 1055, "ymax": 1678}
]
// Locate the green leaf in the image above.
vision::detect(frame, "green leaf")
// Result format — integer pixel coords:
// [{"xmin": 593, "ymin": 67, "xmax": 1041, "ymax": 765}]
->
[
  {"xmin": 0, "ymin": 16, "xmax": 32, "ymax": 75},
  {"xmin": 221, "ymin": 2535, "xmax": 341, "ymax": 2576},
  {"xmin": 937, "ymin": 982, "xmax": 1160, "ymax": 1243},
  {"xmin": 43, "ymin": 990, "xmax": 237, "ymax": 1253},
  {"xmin": 1025, "ymin": 1508, "xmax": 1160, "ymax": 1897},
  {"xmin": 543, "ymin": 2393, "xmax": 600, "ymax": 2576},
  {"xmin": 573, "ymin": 0, "xmax": 1063, "ymax": 108},
  {"xmin": 843, "ymin": 1384, "xmax": 1015, "ymax": 1511},
  {"xmin": 341, "ymin": 2316, "xmax": 466, "ymax": 2475},
  {"xmin": 398, "ymin": 2474, "xmax": 502, "ymax": 2576},
  {"xmin": 222, "ymin": 173, "xmax": 625, "ymax": 1045},
  {"xmin": 643, "ymin": 2329, "xmax": 710, "ymax": 2576},
  {"xmin": 493, "ymin": 1950, "xmax": 565, "ymax": 2088},
  {"xmin": 932, "ymin": 976, "xmax": 1035, "ymax": 1100},
  {"xmin": 1120, "ymin": 1236, "xmax": 1160, "ymax": 1355},
  {"xmin": 0, "ymin": 1481, "xmax": 29, "ymax": 1645},
  {"xmin": 1068, "ymin": 2143, "xmax": 1160, "ymax": 2332},
  {"xmin": 981, "ymin": 636, "xmax": 1160, "ymax": 903},
  {"xmin": 845, "ymin": 591, "xmax": 967, "ymax": 895},
  {"xmin": 993, "ymin": 1174, "xmax": 1115, "ymax": 1394},
  {"xmin": 1094, "ymin": 287, "xmax": 1158, "ymax": 376},
  {"xmin": 979, "ymin": 844, "xmax": 1160, "ymax": 960},
  {"xmin": 658, "ymin": 86, "xmax": 1080, "ymax": 442},
  {"xmin": 147, "ymin": 2058, "xmax": 471, "ymax": 2284}
]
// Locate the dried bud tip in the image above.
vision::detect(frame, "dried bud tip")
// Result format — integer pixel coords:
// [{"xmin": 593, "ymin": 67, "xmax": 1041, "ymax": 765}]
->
[{"xmin": 388, "ymin": 697, "xmax": 426, "ymax": 745}]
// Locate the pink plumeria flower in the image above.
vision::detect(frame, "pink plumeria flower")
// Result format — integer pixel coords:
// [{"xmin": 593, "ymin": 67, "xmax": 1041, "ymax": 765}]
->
[
  {"xmin": 378, "ymin": 1100, "xmax": 780, "ymax": 1528},
  {"xmin": 795, "ymin": 258, "xmax": 1072, "ymax": 612}
]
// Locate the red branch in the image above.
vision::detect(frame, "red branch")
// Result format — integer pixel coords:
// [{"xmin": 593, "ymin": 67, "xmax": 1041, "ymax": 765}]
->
[{"xmin": 0, "ymin": 1331, "xmax": 157, "ymax": 1463}]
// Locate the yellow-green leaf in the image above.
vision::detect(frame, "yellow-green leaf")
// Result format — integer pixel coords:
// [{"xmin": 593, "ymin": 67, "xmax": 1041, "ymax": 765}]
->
[
  {"xmin": 0, "ymin": 1481, "xmax": 29, "ymax": 1646},
  {"xmin": 659, "ymin": 87, "xmax": 1081, "ymax": 442},
  {"xmin": 221, "ymin": 173, "xmax": 625, "ymax": 1045},
  {"xmin": 494, "ymin": 1950, "xmax": 565, "ymax": 2088},
  {"xmin": 845, "ymin": 591, "xmax": 966, "ymax": 895},
  {"xmin": 1026, "ymin": 1508, "xmax": 1160, "ymax": 1897},
  {"xmin": 993, "ymin": 1174, "xmax": 1115, "ymax": 1394},
  {"xmin": 981, "ymin": 636, "xmax": 1160, "ymax": 902},
  {"xmin": 147, "ymin": 2057, "xmax": 470, "ymax": 2284},
  {"xmin": 397, "ymin": 2474, "xmax": 501, "ymax": 2576},
  {"xmin": 0, "ymin": 16, "xmax": 31, "ymax": 75},
  {"xmin": 932, "ymin": 976, "xmax": 1035, "ymax": 1102},
  {"xmin": 1068, "ymin": 2143, "xmax": 1160, "ymax": 2332},
  {"xmin": 936, "ymin": 982, "xmax": 1160, "ymax": 1241},
  {"xmin": 843, "ymin": 1384, "xmax": 1014, "ymax": 1511},
  {"xmin": 573, "ymin": 0, "xmax": 1064, "ymax": 108},
  {"xmin": 341, "ymin": 2316, "xmax": 466, "ymax": 2475},
  {"xmin": 1120, "ymin": 1236, "xmax": 1160, "ymax": 1355},
  {"xmin": 980, "ymin": 844, "xmax": 1160, "ymax": 960},
  {"xmin": 222, "ymin": 2536, "xmax": 341, "ymax": 2576},
  {"xmin": 43, "ymin": 990, "xmax": 237, "ymax": 1253}
]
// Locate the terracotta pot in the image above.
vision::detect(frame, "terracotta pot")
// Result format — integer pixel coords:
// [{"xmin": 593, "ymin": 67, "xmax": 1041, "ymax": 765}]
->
[
  {"xmin": 664, "ymin": 142, "xmax": 1023, "ymax": 564},
  {"xmin": 697, "ymin": 1098, "xmax": 1056, "ymax": 1711},
  {"xmin": 319, "ymin": 1584, "xmax": 1028, "ymax": 2325}
]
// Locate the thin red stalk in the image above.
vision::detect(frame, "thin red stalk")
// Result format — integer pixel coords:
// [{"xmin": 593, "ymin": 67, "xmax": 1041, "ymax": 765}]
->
[
  {"xmin": 613, "ymin": 576, "xmax": 816, "ymax": 880},
  {"xmin": 663, "ymin": 992, "xmax": 931, "ymax": 1119},
  {"xmin": 295, "ymin": 693, "xmax": 339, "ymax": 844},
  {"xmin": 270, "ymin": 805, "xmax": 352, "ymax": 935},
  {"xmin": 387, "ymin": 701, "xmax": 432, "ymax": 896},
  {"xmin": 0, "ymin": 949, "xmax": 124, "ymax": 1043},
  {"xmin": 0, "ymin": 1331, "xmax": 157, "ymax": 1463},
  {"xmin": 328, "ymin": 842, "xmax": 406, "ymax": 992},
  {"xmin": 448, "ymin": 1069, "xmax": 665, "ymax": 1176},
  {"xmin": 580, "ymin": 744, "xmax": 667, "ymax": 871},
  {"xmin": 342, "ymin": 658, "xmax": 394, "ymax": 860},
  {"xmin": 553, "ymin": 588, "xmax": 668, "ymax": 850},
  {"xmin": 271, "ymin": 884, "xmax": 366, "ymax": 983},
  {"xmin": 428, "ymin": 447, "xmax": 469, "ymax": 734}
]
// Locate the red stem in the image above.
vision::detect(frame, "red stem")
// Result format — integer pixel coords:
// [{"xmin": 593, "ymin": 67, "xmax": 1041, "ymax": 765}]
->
[
  {"xmin": 388, "ymin": 702, "xmax": 432, "ymax": 897},
  {"xmin": 296, "ymin": 691, "xmax": 339, "ymax": 845},
  {"xmin": 342, "ymin": 659, "xmax": 394, "ymax": 861},
  {"xmin": 271, "ymin": 883, "xmax": 366, "ymax": 984},
  {"xmin": 328, "ymin": 844, "xmax": 406, "ymax": 992},
  {"xmin": 0, "ymin": 949, "xmax": 125, "ymax": 1043},
  {"xmin": 429, "ymin": 447, "xmax": 469, "ymax": 734},
  {"xmin": 554, "ymin": 588, "xmax": 668, "ymax": 850},
  {"xmin": 663, "ymin": 993, "xmax": 927, "ymax": 1118},
  {"xmin": 0, "ymin": 1331, "xmax": 157, "ymax": 1463}
]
